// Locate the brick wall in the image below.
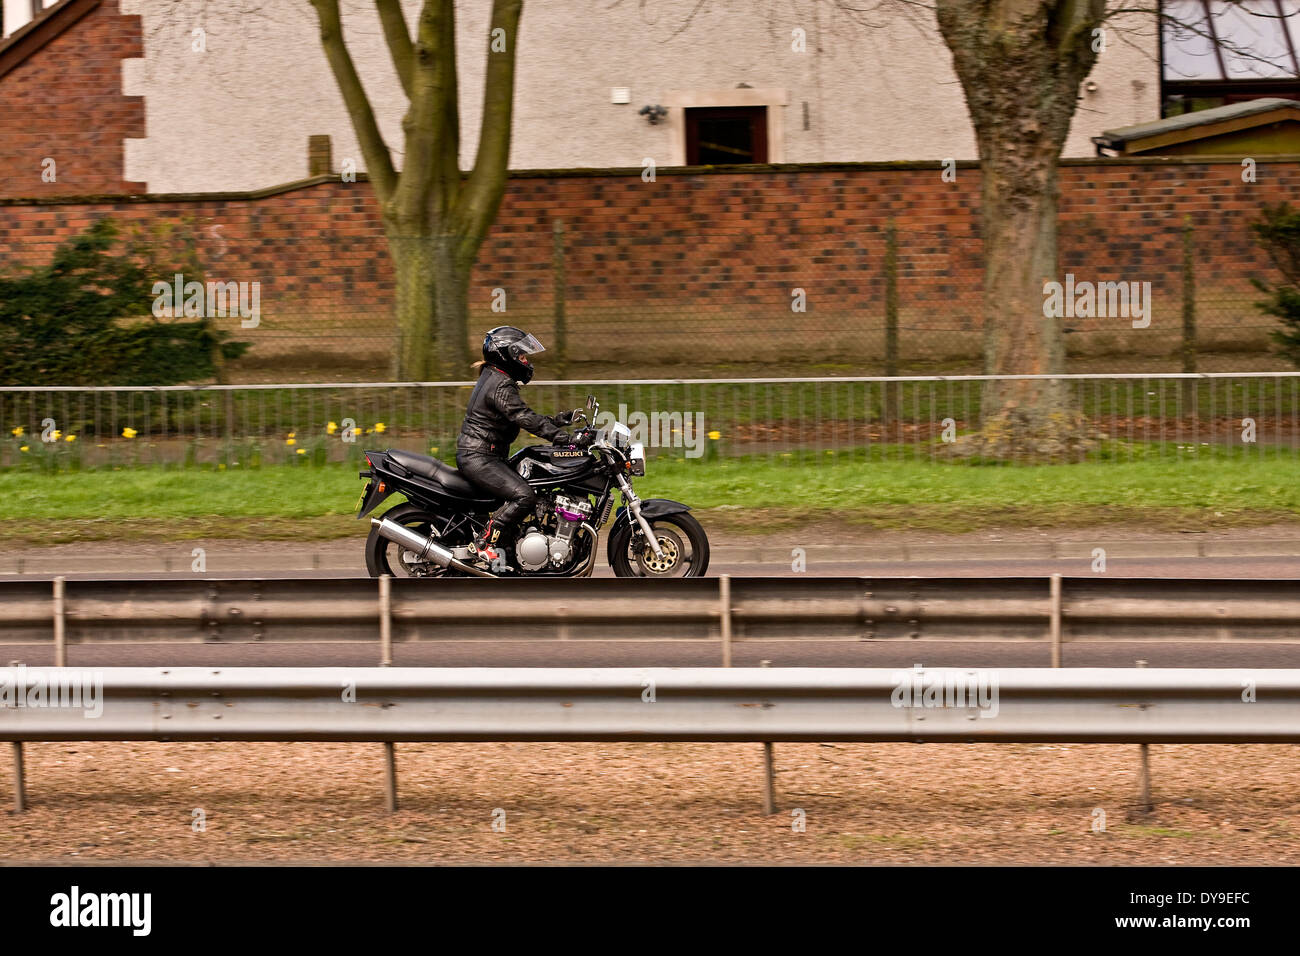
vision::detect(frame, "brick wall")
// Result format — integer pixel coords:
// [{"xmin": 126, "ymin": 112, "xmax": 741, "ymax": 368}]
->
[
  {"xmin": 0, "ymin": 158, "xmax": 1296, "ymax": 374},
  {"xmin": 0, "ymin": 0, "xmax": 144, "ymax": 199}
]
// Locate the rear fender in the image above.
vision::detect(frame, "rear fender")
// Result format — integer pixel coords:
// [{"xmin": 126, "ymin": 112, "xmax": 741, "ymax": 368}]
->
[
  {"xmin": 356, "ymin": 474, "xmax": 401, "ymax": 519},
  {"xmin": 356, "ymin": 450, "xmax": 402, "ymax": 519}
]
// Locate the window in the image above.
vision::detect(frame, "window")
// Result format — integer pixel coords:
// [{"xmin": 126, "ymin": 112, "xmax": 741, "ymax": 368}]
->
[
  {"xmin": 1161, "ymin": 0, "xmax": 1300, "ymax": 115},
  {"xmin": 685, "ymin": 106, "xmax": 769, "ymax": 165}
]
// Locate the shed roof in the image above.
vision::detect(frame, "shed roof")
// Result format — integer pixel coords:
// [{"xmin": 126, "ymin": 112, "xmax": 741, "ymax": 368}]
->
[{"xmin": 1093, "ymin": 97, "xmax": 1300, "ymax": 152}]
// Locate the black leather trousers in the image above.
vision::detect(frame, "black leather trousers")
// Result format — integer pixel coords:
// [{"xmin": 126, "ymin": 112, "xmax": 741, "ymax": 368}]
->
[{"xmin": 456, "ymin": 445, "xmax": 538, "ymax": 534}]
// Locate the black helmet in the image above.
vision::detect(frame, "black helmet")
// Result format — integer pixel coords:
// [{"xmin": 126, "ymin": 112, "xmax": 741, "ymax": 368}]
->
[{"xmin": 482, "ymin": 326, "xmax": 545, "ymax": 384}]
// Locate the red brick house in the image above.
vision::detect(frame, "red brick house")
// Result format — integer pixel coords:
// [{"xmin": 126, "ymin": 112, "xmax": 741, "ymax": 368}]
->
[{"xmin": 0, "ymin": 0, "xmax": 144, "ymax": 198}]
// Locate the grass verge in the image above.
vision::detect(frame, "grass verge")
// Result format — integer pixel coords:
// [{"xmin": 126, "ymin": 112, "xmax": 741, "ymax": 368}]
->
[{"xmin": 1, "ymin": 452, "xmax": 1296, "ymax": 546}]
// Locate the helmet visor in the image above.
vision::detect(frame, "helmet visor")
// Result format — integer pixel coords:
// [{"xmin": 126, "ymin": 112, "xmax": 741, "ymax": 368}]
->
[
  {"xmin": 514, "ymin": 333, "xmax": 546, "ymax": 355},
  {"xmin": 488, "ymin": 330, "xmax": 546, "ymax": 355}
]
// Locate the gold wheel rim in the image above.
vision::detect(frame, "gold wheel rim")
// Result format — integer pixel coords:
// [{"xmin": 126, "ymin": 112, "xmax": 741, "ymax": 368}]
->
[{"xmin": 638, "ymin": 530, "xmax": 683, "ymax": 574}]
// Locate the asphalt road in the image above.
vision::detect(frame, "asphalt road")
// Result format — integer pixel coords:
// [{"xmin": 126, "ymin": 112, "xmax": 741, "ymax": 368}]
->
[
  {"xmin": 4, "ymin": 553, "xmax": 1300, "ymax": 582},
  {"xmin": 718, "ymin": 555, "xmax": 1300, "ymax": 578}
]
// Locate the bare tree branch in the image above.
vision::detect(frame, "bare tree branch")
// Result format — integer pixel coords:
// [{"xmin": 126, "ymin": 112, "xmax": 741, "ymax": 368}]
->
[
  {"xmin": 375, "ymin": 0, "xmax": 415, "ymax": 98},
  {"xmin": 389, "ymin": 0, "xmax": 455, "ymax": 231},
  {"xmin": 431, "ymin": 0, "xmax": 463, "ymax": 222},
  {"xmin": 458, "ymin": 0, "xmax": 524, "ymax": 247},
  {"xmin": 308, "ymin": 0, "xmax": 397, "ymax": 201}
]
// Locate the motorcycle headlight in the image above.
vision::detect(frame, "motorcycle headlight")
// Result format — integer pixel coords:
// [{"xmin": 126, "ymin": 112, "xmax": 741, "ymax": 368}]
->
[{"xmin": 627, "ymin": 442, "xmax": 646, "ymax": 476}]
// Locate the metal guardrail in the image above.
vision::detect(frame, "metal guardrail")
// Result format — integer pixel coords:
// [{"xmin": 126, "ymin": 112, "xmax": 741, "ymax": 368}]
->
[
  {"xmin": 4, "ymin": 575, "xmax": 1299, "ymax": 654},
  {"xmin": 4, "ymin": 665, "xmax": 1296, "ymax": 812},
  {"xmin": 2, "ymin": 666, "xmax": 1296, "ymax": 744}
]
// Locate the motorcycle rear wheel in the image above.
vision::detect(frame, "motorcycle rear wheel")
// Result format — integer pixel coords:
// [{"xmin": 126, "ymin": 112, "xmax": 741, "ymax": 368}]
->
[{"xmin": 365, "ymin": 503, "xmax": 461, "ymax": 578}]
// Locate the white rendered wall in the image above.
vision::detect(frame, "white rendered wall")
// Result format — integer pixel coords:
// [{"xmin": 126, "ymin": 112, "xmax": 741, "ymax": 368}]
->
[{"xmin": 116, "ymin": 1, "xmax": 1161, "ymax": 194}]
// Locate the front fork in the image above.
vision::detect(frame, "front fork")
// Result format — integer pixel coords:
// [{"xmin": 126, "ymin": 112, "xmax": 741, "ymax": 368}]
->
[{"xmin": 615, "ymin": 474, "xmax": 666, "ymax": 559}]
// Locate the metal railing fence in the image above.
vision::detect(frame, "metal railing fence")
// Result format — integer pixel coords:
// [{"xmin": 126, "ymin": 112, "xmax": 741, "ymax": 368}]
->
[{"xmin": 0, "ymin": 372, "xmax": 1296, "ymax": 470}]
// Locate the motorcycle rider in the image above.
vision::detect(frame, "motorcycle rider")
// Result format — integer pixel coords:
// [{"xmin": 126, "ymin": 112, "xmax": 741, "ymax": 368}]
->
[{"xmin": 458, "ymin": 326, "xmax": 592, "ymax": 567}]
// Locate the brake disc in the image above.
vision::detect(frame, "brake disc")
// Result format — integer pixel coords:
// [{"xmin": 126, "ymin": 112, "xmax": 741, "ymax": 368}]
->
[{"xmin": 637, "ymin": 528, "xmax": 684, "ymax": 575}]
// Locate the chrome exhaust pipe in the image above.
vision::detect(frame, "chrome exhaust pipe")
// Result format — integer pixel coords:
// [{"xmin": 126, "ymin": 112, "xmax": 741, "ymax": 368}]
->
[{"xmin": 371, "ymin": 517, "xmax": 497, "ymax": 578}]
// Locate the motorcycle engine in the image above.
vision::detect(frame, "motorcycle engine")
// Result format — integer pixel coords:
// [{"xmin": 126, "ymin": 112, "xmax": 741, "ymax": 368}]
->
[
  {"xmin": 515, "ymin": 495, "xmax": 593, "ymax": 572},
  {"xmin": 515, "ymin": 529, "xmax": 552, "ymax": 572}
]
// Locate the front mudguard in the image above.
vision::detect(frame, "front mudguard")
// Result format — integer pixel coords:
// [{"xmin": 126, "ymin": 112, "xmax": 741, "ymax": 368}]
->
[{"xmin": 605, "ymin": 498, "xmax": 692, "ymax": 566}]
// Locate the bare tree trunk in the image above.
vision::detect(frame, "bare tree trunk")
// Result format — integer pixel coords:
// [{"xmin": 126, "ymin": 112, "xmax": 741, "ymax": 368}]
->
[
  {"xmin": 937, "ymin": 0, "xmax": 1103, "ymax": 459},
  {"xmin": 312, "ymin": 0, "xmax": 522, "ymax": 381},
  {"xmin": 389, "ymin": 234, "xmax": 438, "ymax": 380},
  {"xmin": 980, "ymin": 157, "xmax": 1066, "ymax": 416},
  {"xmin": 432, "ymin": 234, "xmax": 472, "ymax": 379}
]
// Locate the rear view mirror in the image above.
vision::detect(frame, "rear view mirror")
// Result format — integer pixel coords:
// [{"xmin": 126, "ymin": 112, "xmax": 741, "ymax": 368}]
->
[{"xmin": 586, "ymin": 394, "xmax": 597, "ymax": 410}]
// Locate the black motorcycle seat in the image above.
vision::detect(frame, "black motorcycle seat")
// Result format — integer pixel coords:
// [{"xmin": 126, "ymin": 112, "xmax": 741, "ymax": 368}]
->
[{"xmin": 388, "ymin": 449, "xmax": 488, "ymax": 499}]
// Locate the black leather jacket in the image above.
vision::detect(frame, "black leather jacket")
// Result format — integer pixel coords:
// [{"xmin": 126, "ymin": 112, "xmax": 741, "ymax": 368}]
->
[{"xmin": 457, "ymin": 365, "xmax": 566, "ymax": 458}]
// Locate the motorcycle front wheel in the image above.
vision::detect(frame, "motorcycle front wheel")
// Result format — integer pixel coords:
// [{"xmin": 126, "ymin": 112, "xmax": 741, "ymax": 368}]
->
[{"xmin": 608, "ymin": 513, "xmax": 710, "ymax": 578}]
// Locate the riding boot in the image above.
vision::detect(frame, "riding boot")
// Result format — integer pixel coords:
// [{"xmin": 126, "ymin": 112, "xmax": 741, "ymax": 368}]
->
[{"xmin": 469, "ymin": 518, "xmax": 500, "ymax": 566}]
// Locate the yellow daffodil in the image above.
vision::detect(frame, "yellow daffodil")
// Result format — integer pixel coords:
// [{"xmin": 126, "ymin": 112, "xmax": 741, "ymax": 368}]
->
[
  {"xmin": 708, "ymin": 430, "xmax": 721, "ymax": 440},
  {"xmin": 122, "ymin": 427, "xmax": 138, "ymax": 439},
  {"xmin": 373, "ymin": 422, "xmax": 386, "ymax": 433},
  {"xmin": 19, "ymin": 445, "xmax": 29, "ymax": 453},
  {"xmin": 10, "ymin": 427, "xmax": 22, "ymax": 438},
  {"xmin": 49, "ymin": 430, "xmax": 61, "ymax": 441},
  {"xmin": 286, "ymin": 438, "xmax": 297, "ymax": 446},
  {"xmin": 326, "ymin": 421, "xmax": 338, "ymax": 435},
  {"xmin": 296, "ymin": 448, "xmax": 306, "ymax": 455},
  {"xmin": 64, "ymin": 435, "xmax": 76, "ymax": 443}
]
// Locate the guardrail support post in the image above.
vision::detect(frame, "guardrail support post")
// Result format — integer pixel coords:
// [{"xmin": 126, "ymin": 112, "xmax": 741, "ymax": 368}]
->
[
  {"xmin": 1135, "ymin": 659, "xmax": 1153, "ymax": 814},
  {"xmin": 25, "ymin": 575, "xmax": 70, "ymax": 811},
  {"xmin": 383, "ymin": 743, "xmax": 399, "ymax": 813},
  {"xmin": 11, "ymin": 742, "xmax": 26, "ymax": 813},
  {"xmin": 1049, "ymin": 574, "xmax": 1062, "ymax": 668},
  {"xmin": 379, "ymin": 574, "xmax": 393, "ymax": 667},
  {"xmin": 53, "ymin": 576, "xmax": 67, "ymax": 668},
  {"xmin": 720, "ymin": 574, "xmax": 732, "ymax": 668},
  {"xmin": 760, "ymin": 659, "xmax": 776, "ymax": 815},
  {"xmin": 379, "ymin": 575, "xmax": 398, "ymax": 811}
]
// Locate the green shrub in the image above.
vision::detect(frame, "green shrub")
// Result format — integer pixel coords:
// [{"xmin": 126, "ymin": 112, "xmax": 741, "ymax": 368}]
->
[
  {"xmin": 1252, "ymin": 203, "xmax": 1300, "ymax": 366},
  {"xmin": 0, "ymin": 218, "xmax": 248, "ymax": 385}
]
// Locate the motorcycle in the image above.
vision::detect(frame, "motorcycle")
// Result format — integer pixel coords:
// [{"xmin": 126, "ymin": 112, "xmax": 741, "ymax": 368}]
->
[{"xmin": 356, "ymin": 394, "xmax": 710, "ymax": 578}]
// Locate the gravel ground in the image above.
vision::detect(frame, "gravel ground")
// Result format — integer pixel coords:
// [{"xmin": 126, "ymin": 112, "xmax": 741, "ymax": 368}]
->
[{"xmin": 2, "ymin": 740, "xmax": 1296, "ymax": 864}]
